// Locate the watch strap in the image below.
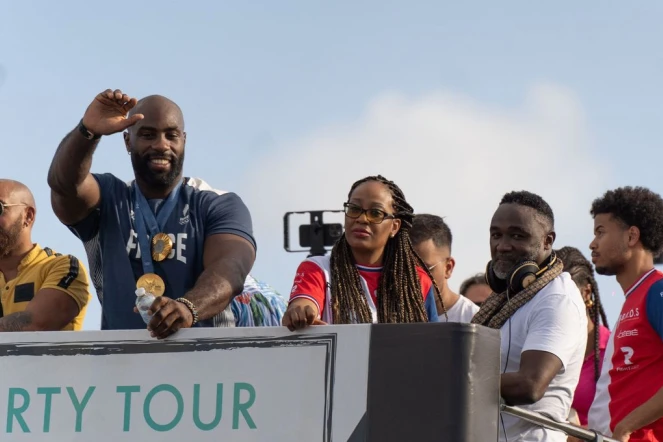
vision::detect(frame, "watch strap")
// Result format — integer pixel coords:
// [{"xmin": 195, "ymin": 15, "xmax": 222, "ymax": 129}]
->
[{"xmin": 78, "ymin": 119, "xmax": 101, "ymax": 140}]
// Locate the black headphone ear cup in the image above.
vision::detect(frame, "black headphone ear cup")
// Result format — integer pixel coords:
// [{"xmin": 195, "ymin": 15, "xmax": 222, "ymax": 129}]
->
[
  {"xmin": 485, "ymin": 260, "xmax": 507, "ymax": 294},
  {"xmin": 508, "ymin": 261, "xmax": 541, "ymax": 293}
]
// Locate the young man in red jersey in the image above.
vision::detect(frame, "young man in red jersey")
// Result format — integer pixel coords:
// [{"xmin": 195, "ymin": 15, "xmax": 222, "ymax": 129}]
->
[{"xmin": 587, "ymin": 186, "xmax": 663, "ymax": 442}]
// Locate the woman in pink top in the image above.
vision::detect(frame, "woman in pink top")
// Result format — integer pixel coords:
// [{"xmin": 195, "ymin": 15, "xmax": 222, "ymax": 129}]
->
[{"xmin": 556, "ymin": 247, "xmax": 611, "ymax": 433}]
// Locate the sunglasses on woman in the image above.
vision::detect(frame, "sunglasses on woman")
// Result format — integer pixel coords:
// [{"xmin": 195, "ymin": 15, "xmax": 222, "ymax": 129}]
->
[{"xmin": 343, "ymin": 202, "xmax": 396, "ymax": 224}]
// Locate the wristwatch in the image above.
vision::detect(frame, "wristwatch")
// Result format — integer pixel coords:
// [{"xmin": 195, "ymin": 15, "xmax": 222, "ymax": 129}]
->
[{"xmin": 77, "ymin": 119, "xmax": 101, "ymax": 140}]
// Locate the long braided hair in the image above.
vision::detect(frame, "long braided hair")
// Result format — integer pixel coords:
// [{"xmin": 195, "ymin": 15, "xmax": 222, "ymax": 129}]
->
[
  {"xmin": 555, "ymin": 246, "xmax": 610, "ymax": 381},
  {"xmin": 329, "ymin": 175, "xmax": 446, "ymax": 324}
]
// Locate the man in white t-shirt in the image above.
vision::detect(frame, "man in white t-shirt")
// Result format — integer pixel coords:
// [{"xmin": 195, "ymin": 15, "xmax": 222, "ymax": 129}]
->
[
  {"xmin": 471, "ymin": 191, "xmax": 588, "ymax": 442},
  {"xmin": 411, "ymin": 213, "xmax": 479, "ymax": 322}
]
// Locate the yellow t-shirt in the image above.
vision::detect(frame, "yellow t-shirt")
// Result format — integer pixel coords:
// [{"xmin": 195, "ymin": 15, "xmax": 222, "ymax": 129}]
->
[{"xmin": 0, "ymin": 244, "xmax": 91, "ymax": 331}]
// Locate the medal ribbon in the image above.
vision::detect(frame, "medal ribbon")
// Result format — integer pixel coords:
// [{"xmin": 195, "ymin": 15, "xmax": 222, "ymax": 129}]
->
[{"xmin": 132, "ymin": 180, "xmax": 182, "ymax": 274}]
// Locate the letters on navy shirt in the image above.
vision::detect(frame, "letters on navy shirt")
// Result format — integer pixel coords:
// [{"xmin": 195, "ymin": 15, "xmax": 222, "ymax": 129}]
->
[{"xmin": 67, "ymin": 173, "xmax": 256, "ymax": 331}]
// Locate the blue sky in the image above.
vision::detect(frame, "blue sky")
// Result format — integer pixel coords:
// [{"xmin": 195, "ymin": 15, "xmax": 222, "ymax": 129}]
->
[{"xmin": 1, "ymin": 1, "xmax": 661, "ymax": 330}]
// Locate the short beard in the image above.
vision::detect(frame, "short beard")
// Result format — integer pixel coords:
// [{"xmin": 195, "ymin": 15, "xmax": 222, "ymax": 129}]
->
[
  {"xmin": 130, "ymin": 149, "xmax": 184, "ymax": 189},
  {"xmin": 594, "ymin": 244, "xmax": 630, "ymax": 276},
  {"xmin": 0, "ymin": 216, "xmax": 23, "ymax": 257},
  {"xmin": 492, "ymin": 248, "xmax": 541, "ymax": 280},
  {"xmin": 594, "ymin": 266, "xmax": 616, "ymax": 276}
]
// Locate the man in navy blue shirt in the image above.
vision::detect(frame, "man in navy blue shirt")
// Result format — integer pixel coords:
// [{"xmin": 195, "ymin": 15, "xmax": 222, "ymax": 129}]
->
[{"xmin": 47, "ymin": 88, "xmax": 256, "ymax": 338}]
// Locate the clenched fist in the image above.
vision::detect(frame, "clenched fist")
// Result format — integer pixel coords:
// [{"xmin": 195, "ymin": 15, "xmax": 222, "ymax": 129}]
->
[{"xmin": 282, "ymin": 298, "xmax": 327, "ymax": 331}]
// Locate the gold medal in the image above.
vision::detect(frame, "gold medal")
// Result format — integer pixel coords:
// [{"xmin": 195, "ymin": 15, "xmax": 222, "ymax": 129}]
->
[
  {"xmin": 136, "ymin": 273, "xmax": 165, "ymax": 297},
  {"xmin": 151, "ymin": 233, "xmax": 173, "ymax": 262}
]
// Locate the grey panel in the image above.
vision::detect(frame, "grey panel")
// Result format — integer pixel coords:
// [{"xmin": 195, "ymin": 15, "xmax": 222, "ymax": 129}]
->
[
  {"xmin": 346, "ymin": 412, "xmax": 367, "ymax": 442},
  {"xmin": 365, "ymin": 322, "xmax": 501, "ymax": 442}
]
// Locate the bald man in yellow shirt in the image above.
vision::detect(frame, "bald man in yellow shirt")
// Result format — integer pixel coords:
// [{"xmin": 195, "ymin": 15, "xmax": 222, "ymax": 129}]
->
[{"xmin": 0, "ymin": 179, "xmax": 90, "ymax": 331}]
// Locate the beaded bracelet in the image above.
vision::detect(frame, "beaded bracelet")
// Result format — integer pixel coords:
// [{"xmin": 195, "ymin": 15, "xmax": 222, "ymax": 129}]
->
[{"xmin": 175, "ymin": 298, "xmax": 199, "ymax": 326}]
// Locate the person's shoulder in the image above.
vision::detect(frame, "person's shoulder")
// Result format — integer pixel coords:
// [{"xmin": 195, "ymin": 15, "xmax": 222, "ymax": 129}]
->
[
  {"xmin": 92, "ymin": 172, "xmax": 131, "ymax": 188},
  {"xmin": 645, "ymin": 273, "xmax": 663, "ymax": 298},
  {"xmin": 458, "ymin": 295, "xmax": 480, "ymax": 313},
  {"xmin": 644, "ymin": 274, "xmax": 663, "ymax": 320},
  {"xmin": 415, "ymin": 266, "xmax": 433, "ymax": 293},
  {"xmin": 183, "ymin": 177, "xmax": 248, "ymax": 211},
  {"xmin": 33, "ymin": 246, "xmax": 89, "ymax": 283},
  {"xmin": 415, "ymin": 265, "xmax": 432, "ymax": 282},
  {"xmin": 184, "ymin": 177, "xmax": 240, "ymax": 202},
  {"xmin": 532, "ymin": 272, "xmax": 585, "ymax": 313},
  {"xmin": 303, "ymin": 254, "xmax": 331, "ymax": 270},
  {"xmin": 39, "ymin": 247, "xmax": 87, "ymax": 268},
  {"xmin": 598, "ymin": 324, "xmax": 611, "ymax": 349},
  {"xmin": 243, "ymin": 275, "xmax": 287, "ymax": 304},
  {"xmin": 90, "ymin": 173, "xmax": 132, "ymax": 201},
  {"xmin": 540, "ymin": 272, "xmax": 581, "ymax": 299}
]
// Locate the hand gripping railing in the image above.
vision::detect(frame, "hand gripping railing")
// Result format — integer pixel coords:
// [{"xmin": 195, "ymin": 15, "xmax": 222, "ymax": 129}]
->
[{"xmin": 500, "ymin": 404, "xmax": 619, "ymax": 442}]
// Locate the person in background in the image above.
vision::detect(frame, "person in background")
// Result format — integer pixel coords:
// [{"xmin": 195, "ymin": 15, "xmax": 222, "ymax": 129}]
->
[
  {"xmin": 47, "ymin": 89, "xmax": 256, "ymax": 338},
  {"xmin": 472, "ymin": 190, "xmax": 587, "ymax": 442},
  {"xmin": 587, "ymin": 186, "xmax": 663, "ymax": 441},
  {"xmin": 0, "ymin": 179, "xmax": 90, "ymax": 331},
  {"xmin": 459, "ymin": 273, "xmax": 492, "ymax": 307},
  {"xmin": 410, "ymin": 213, "xmax": 478, "ymax": 322},
  {"xmin": 283, "ymin": 175, "xmax": 441, "ymax": 330},
  {"xmin": 232, "ymin": 275, "xmax": 287, "ymax": 327},
  {"xmin": 555, "ymin": 246, "xmax": 611, "ymax": 441}
]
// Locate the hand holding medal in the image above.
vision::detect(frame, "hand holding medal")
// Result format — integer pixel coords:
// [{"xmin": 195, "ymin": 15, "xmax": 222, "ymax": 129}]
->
[{"xmin": 136, "ymin": 273, "xmax": 165, "ymax": 297}]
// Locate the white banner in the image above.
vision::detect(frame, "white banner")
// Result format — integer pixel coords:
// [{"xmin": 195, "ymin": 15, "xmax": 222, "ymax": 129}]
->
[{"xmin": 0, "ymin": 326, "xmax": 371, "ymax": 441}]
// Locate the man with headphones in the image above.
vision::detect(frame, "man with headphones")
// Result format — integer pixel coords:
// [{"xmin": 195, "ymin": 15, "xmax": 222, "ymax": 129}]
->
[{"xmin": 472, "ymin": 190, "xmax": 588, "ymax": 442}]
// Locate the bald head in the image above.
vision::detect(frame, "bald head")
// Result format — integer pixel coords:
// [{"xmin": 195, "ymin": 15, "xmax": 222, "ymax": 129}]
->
[
  {"xmin": 0, "ymin": 179, "xmax": 35, "ymax": 209},
  {"xmin": 123, "ymin": 95, "xmax": 187, "ymax": 191},
  {"xmin": 128, "ymin": 95, "xmax": 184, "ymax": 131}
]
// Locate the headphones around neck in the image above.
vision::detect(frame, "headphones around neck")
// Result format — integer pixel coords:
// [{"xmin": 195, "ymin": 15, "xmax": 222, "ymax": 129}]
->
[{"xmin": 485, "ymin": 251, "xmax": 557, "ymax": 294}]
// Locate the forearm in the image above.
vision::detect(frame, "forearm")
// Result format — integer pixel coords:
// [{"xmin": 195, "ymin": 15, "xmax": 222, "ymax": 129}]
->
[
  {"xmin": 47, "ymin": 127, "xmax": 99, "ymax": 194},
  {"xmin": 501, "ymin": 372, "xmax": 542, "ymax": 405},
  {"xmin": 183, "ymin": 259, "xmax": 247, "ymax": 321},
  {"xmin": 618, "ymin": 386, "xmax": 663, "ymax": 433},
  {"xmin": 0, "ymin": 312, "xmax": 35, "ymax": 332}
]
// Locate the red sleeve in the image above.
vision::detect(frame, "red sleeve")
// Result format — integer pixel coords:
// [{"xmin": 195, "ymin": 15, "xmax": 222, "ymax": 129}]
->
[
  {"xmin": 289, "ymin": 261, "xmax": 327, "ymax": 316},
  {"xmin": 416, "ymin": 266, "xmax": 433, "ymax": 300}
]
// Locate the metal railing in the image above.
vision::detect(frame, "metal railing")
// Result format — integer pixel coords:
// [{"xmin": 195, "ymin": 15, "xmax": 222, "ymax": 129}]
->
[{"xmin": 501, "ymin": 404, "xmax": 619, "ymax": 442}]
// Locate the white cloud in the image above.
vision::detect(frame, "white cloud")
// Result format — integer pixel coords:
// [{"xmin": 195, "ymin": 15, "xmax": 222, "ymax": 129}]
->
[{"xmin": 244, "ymin": 82, "xmax": 613, "ymax": 306}]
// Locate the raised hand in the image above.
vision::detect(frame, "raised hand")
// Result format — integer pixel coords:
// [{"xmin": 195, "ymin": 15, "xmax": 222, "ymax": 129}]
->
[{"xmin": 81, "ymin": 89, "xmax": 144, "ymax": 136}]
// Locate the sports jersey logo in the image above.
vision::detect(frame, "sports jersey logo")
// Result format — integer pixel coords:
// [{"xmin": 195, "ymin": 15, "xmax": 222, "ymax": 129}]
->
[
  {"xmin": 621, "ymin": 346, "xmax": 634, "ymax": 365},
  {"xmin": 618, "ymin": 307, "xmax": 639, "ymax": 323},
  {"xmin": 617, "ymin": 328, "xmax": 639, "ymax": 339},
  {"xmin": 179, "ymin": 204, "xmax": 190, "ymax": 225}
]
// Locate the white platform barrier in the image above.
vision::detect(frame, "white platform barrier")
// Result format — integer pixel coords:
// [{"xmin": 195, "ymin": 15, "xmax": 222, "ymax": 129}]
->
[{"xmin": 0, "ymin": 323, "xmax": 502, "ymax": 441}]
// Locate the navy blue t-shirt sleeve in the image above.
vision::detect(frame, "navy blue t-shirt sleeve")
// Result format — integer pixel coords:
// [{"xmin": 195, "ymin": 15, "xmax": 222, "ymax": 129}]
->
[
  {"xmin": 67, "ymin": 173, "xmax": 122, "ymax": 242},
  {"xmin": 205, "ymin": 192, "xmax": 257, "ymax": 251},
  {"xmin": 425, "ymin": 286, "xmax": 440, "ymax": 322},
  {"xmin": 646, "ymin": 279, "xmax": 663, "ymax": 341}
]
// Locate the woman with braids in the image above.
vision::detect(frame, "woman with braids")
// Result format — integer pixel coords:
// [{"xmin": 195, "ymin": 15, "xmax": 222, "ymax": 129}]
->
[
  {"xmin": 282, "ymin": 175, "xmax": 441, "ymax": 330},
  {"xmin": 555, "ymin": 246, "xmax": 611, "ymax": 436}
]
